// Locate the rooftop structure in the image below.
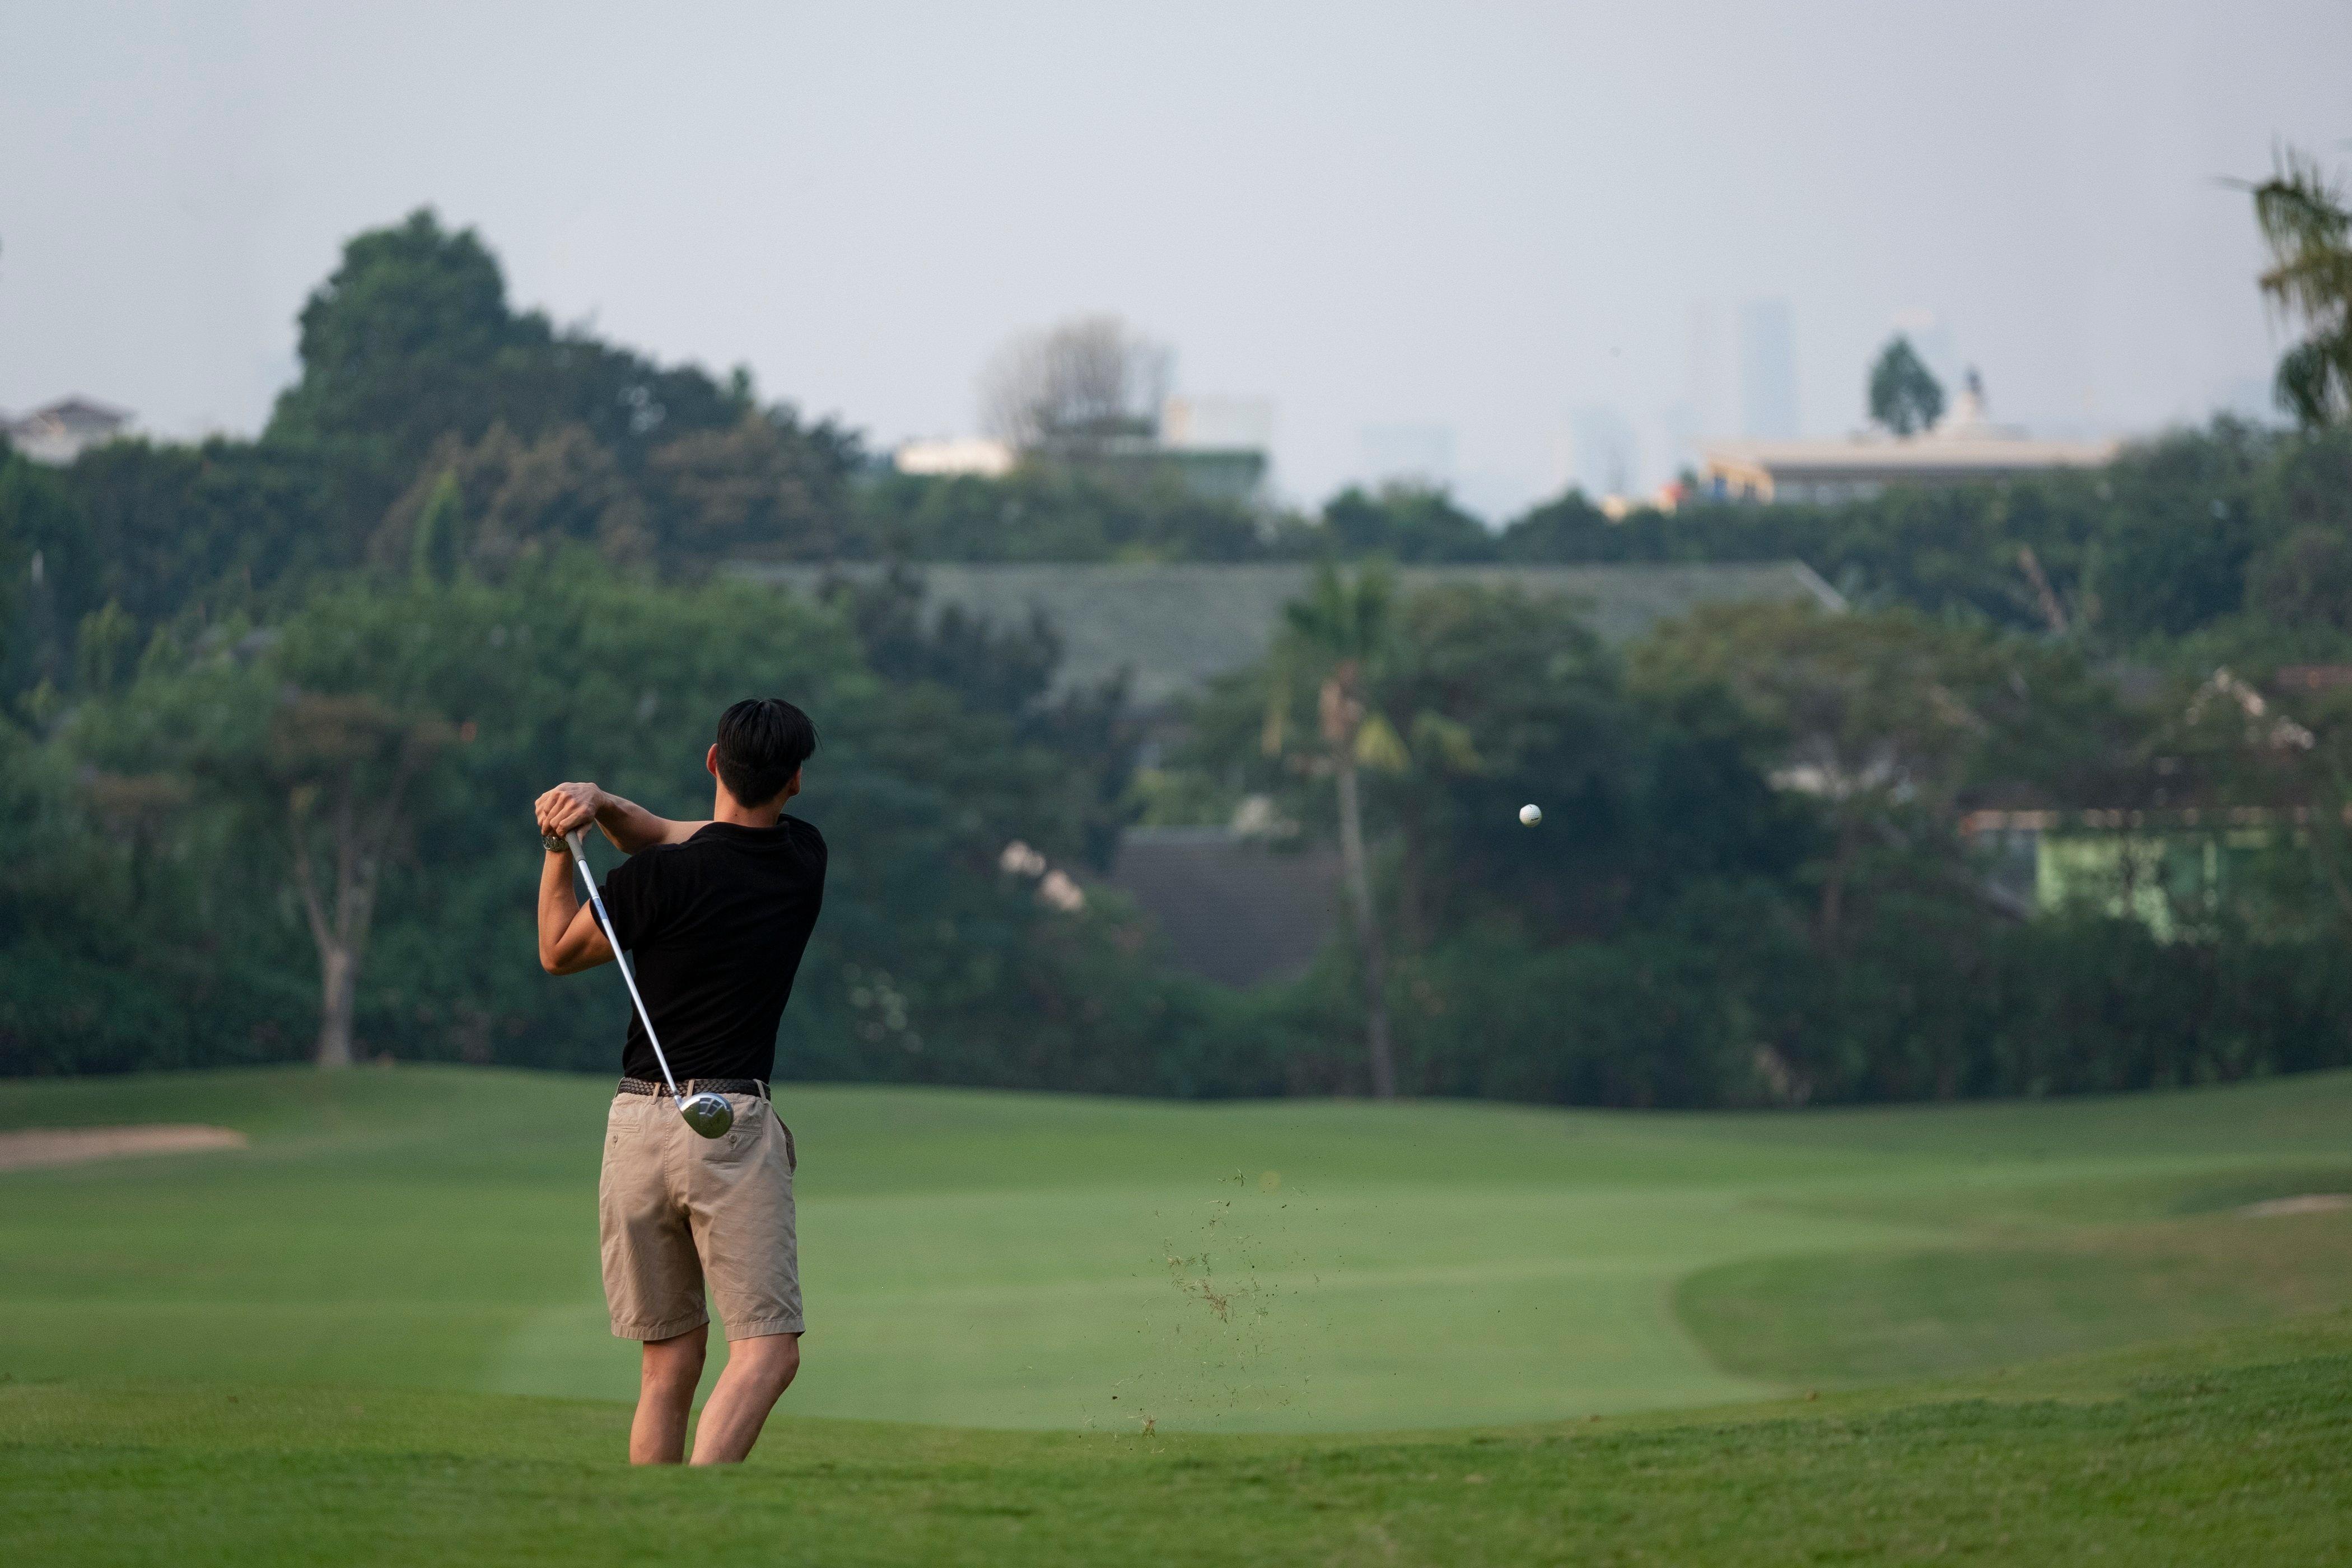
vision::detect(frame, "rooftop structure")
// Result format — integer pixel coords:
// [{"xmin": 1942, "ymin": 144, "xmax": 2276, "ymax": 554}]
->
[
  {"xmin": 1697, "ymin": 377, "xmax": 2116, "ymax": 506},
  {"xmin": 1103, "ymin": 827, "xmax": 1341, "ymax": 987},
  {"xmin": 1159, "ymin": 395, "xmax": 1272, "ymax": 451},
  {"xmin": 893, "ymin": 393, "xmax": 1273, "ymax": 503},
  {"xmin": 4, "ymin": 397, "xmax": 131, "ymax": 465},
  {"xmin": 893, "ymin": 436, "xmax": 1016, "ymax": 478}
]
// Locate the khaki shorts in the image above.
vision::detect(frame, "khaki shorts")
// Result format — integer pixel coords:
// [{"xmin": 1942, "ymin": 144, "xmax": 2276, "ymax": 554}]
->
[{"xmin": 598, "ymin": 1091, "xmax": 802, "ymax": 1341}]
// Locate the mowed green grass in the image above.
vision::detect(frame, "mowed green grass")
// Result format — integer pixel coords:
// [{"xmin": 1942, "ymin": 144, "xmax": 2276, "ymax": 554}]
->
[
  {"xmin": 3, "ymin": 1067, "xmax": 2350, "ymax": 1432},
  {"xmin": 6, "ymin": 1068, "xmax": 2352, "ymax": 1565},
  {"xmin": 4, "ymin": 1322, "xmax": 2349, "ymax": 1566}
]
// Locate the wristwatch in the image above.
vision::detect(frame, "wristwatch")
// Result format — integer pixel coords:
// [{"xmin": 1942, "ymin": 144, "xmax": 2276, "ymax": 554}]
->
[{"xmin": 543, "ymin": 829, "xmax": 571, "ymax": 853}]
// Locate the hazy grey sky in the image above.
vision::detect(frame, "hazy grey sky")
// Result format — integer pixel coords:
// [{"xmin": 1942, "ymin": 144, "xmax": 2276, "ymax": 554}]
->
[{"xmin": 3, "ymin": 2, "xmax": 2346, "ymax": 515}]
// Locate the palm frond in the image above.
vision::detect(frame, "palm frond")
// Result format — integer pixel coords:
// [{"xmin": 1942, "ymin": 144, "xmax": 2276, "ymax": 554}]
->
[
  {"xmin": 2253, "ymin": 150, "xmax": 2349, "ymax": 257},
  {"xmin": 1281, "ymin": 561, "xmax": 1397, "ymax": 661},
  {"xmin": 2251, "ymin": 147, "xmax": 2352, "ymax": 427},
  {"xmin": 1408, "ymin": 711, "xmax": 1483, "ymax": 772},
  {"xmin": 2275, "ymin": 333, "xmax": 2352, "ymax": 426},
  {"xmin": 1354, "ymin": 713, "xmax": 1411, "ymax": 774}
]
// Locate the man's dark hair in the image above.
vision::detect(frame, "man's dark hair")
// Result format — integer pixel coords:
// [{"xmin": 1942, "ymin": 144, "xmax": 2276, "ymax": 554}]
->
[{"xmin": 714, "ymin": 698, "xmax": 818, "ymax": 806}]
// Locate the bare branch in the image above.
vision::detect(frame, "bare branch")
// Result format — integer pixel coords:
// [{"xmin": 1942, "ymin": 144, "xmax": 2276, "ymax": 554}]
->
[{"xmin": 978, "ymin": 316, "xmax": 1170, "ymax": 454}]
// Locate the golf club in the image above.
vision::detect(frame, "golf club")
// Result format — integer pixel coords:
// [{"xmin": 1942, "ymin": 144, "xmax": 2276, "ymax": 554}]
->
[{"xmin": 565, "ymin": 829, "xmax": 735, "ymax": 1139}]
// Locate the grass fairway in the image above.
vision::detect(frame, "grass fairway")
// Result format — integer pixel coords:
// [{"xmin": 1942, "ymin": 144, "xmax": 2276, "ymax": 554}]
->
[
  {"xmin": 2, "ymin": 1067, "xmax": 2350, "ymax": 1431},
  {"xmin": 4, "ymin": 1324, "xmax": 2348, "ymax": 1566},
  {"xmin": 4, "ymin": 1067, "xmax": 2351, "ymax": 1562}
]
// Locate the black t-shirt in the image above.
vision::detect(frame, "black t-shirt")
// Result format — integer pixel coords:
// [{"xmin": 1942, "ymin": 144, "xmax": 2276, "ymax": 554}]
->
[{"xmin": 598, "ymin": 818, "xmax": 826, "ymax": 1083}]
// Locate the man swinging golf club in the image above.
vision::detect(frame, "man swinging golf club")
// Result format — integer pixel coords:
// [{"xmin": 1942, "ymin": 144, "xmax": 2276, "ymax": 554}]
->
[{"xmin": 533, "ymin": 697, "xmax": 824, "ymax": 1465}]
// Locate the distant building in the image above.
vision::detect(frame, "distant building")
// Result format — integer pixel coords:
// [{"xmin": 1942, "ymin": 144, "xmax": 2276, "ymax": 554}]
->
[
  {"xmin": 1151, "ymin": 446, "xmax": 1269, "ymax": 505},
  {"xmin": 1599, "ymin": 482, "xmax": 1689, "ymax": 520},
  {"xmin": 1160, "ymin": 396, "xmax": 1272, "ymax": 451},
  {"xmin": 895, "ymin": 394, "xmax": 1272, "ymax": 504},
  {"xmin": 1697, "ymin": 375, "xmax": 2117, "ymax": 505},
  {"xmin": 1103, "ymin": 827, "xmax": 1342, "ymax": 987},
  {"xmin": 1958, "ymin": 668, "xmax": 2330, "ymax": 938},
  {"xmin": 893, "ymin": 436, "xmax": 1017, "ymax": 478},
  {"xmin": 1146, "ymin": 395, "xmax": 1275, "ymax": 504},
  {"xmin": 4, "ymin": 397, "xmax": 131, "ymax": 465},
  {"xmin": 1962, "ymin": 808, "xmax": 2317, "ymax": 942},
  {"xmin": 1571, "ymin": 405, "xmax": 1640, "ymax": 498},
  {"xmin": 1737, "ymin": 300, "xmax": 1800, "ymax": 439}
]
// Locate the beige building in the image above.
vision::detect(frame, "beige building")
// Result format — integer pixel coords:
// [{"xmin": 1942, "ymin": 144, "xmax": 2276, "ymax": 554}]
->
[
  {"xmin": 4, "ymin": 396, "xmax": 130, "ymax": 465},
  {"xmin": 1697, "ymin": 381, "xmax": 2116, "ymax": 505},
  {"xmin": 892, "ymin": 436, "xmax": 1018, "ymax": 478}
]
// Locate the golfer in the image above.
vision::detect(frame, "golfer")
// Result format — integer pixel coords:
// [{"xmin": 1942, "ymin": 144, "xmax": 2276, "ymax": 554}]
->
[{"xmin": 532, "ymin": 697, "xmax": 825, "ymax": 1465}]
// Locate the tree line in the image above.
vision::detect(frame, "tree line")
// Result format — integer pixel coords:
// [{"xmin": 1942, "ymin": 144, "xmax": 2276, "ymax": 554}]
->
[
  {"xmin": 4, "ymin": 181, "xmax": 2351, "ymax": 1102},
  {"xmin": 1177, "ymin": 571, "xmax": 2352, "ymax": 1105}
]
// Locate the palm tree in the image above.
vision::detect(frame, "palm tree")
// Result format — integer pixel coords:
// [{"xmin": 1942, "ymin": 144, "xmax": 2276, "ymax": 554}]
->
[
  {"xmin": 1265, "ymin": 564, "xmax": 1404, "ymax": 1097},
  {"xmin": 2251, "ymin": 149, "xmax": 2352, "ymax": 427}
]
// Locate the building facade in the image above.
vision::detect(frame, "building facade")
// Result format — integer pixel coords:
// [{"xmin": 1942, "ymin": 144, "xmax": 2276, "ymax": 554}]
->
[
  {"xmin": 1698, "ymin": 381, "xmax": 2115, "ymax": 505},
  {"xmin": 3, "ymin": 398, "xmax": 130, "ymax": 465}
]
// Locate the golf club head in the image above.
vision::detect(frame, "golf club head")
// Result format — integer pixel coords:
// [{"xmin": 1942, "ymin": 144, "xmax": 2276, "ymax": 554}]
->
[{"xmin": 678, "ymin": 1093, "xmax": 735, "ymax": 1139}]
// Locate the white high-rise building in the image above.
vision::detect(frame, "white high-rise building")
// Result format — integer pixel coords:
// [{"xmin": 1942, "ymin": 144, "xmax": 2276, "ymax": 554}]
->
[
  {"xmin": 1570, "ymin": 405, "xmax": 1640, "ymax": 498},
  {"xmin": 1738, "ymin": 300, "xmax": 1800, "ymax": 440}
]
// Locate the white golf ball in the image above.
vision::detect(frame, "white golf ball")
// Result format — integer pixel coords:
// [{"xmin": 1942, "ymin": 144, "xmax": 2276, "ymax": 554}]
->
[{"xmin": 1519, "ymin": 803, "xmax": 1542, "ymax": 826}]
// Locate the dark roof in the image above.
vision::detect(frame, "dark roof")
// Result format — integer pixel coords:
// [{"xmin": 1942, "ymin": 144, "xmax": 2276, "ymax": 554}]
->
[
  {"xmin": 1105, "ymin": 828, "xmax": 1341, "ymax": 988},
  {"xmin": 18, "ymin": 396, "xmax": 130, "ymax": 430},
  {"xmin": 740, "ymin": 559, "xmax": 1844, "ymax": 704},
  {"xmin": 2275, "ymin": 665, "xmax": 2352, "ymax": 694}
]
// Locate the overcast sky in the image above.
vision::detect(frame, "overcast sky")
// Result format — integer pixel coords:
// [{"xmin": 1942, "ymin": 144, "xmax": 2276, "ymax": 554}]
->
[{"xmin": 3, "ymin": 2, "xmax": 2346, "ymax": 516}]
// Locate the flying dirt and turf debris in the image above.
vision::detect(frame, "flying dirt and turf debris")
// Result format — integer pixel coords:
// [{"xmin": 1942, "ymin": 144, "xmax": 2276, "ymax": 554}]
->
[{"xmin": 1096, "ymin": 1169, "xmax": 1315, "ymax": 1433}]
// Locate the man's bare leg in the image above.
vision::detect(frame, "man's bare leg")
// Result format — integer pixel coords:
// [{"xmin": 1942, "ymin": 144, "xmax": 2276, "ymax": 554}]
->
[
  {"xmin": 631, "ymin": 1326, "xmax": 708, "ymax": 1464},
  {"xmin": 688, "ymin": 1332, "xmax": 800, "ymax": 1464}
]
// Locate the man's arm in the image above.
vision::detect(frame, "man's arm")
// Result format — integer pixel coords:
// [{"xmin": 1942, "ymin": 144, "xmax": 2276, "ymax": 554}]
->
[
  {"xmin": 535, "ymin": 782, "xmax": 708, "ymax": 855},
  {"xmin": 538, "ymin": 843, "xmax": 615, "ymax": 976}
]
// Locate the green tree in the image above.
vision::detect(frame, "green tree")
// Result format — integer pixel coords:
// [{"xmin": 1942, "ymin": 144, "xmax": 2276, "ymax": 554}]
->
[
  {"xmin": 1262, "ymin": 564, "xmax": 1403, "ymax": 1096},
  {"xmin": 2251, "ymin": 150, "xmax": 2352, "ymax": 427},
  {"xmin": 73, "ymin": 600, "xmax": 138, "ymax": 695},
  {"xmin": 374, "ymin": 426, "xmax": 650, "ymax": 581},
  {"xmin": 263, "ymin": 209, "xmax": 791, "ymax": 524},
  {"xmin": 102, "ymin": 647, "xmax": 456, "ymax": 1070},
  {"xmin": 1371, "ymin": 586, "xmax": 1801, "ymax": 943},
  {"xmin": 405, "ymin": 468, "xmax": 466, "ymax": 584},
  {"xmin": 856, "ymin": 465, "xmax": 1275, "ymax": 563},
  {"xmin": 1319, "ymin": 484, "xmax": 1497, "ymax": 562},
  {"xmin": 1867, "ymin": 335, "xmax": 1946, "ymax": 437},
  {"xmin": 1635, "ymin": 604, "xmax": 2004, "ymax": 948},
  {"xmin": 268, "ymin": 693, "xmax": 454, "ymax": 1067},
  {"xmin": 1496, "ymin": 489, "xmax": 1625, "ymax": 561},
  {"xmin": 2246, "ymin": 526, "xmax": 2352, "ymax": 633},
  {"xmin": 647, "ymin": 412, "xmax": 858, "ymax": 564},
  {"xmin": 267, "ymin": 210, "xmax": 535, "ymax": 507}
]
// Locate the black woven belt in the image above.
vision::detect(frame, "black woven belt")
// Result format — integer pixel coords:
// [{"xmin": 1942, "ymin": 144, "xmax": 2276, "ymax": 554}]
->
[{"xmin": 618, "ymin": 1077, "xmax": 770, "ymax": 1099}]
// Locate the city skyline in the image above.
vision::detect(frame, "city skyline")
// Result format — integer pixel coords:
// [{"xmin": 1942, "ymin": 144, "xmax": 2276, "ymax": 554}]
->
[{"xmin": 3, "ymin": 2, "xmax": 2345, "ymax": 517}]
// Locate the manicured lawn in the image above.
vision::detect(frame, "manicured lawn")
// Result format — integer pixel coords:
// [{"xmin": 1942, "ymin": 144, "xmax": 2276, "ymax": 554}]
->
[
  {"xmin": 2, "ymin": 1066, "xmax": 2349, "ymax": 1430},
  {"xmin": 3, "ymin": 1320, "xmax": 2348, "ymax": 1566},
  {"xmin": 6, "ymin": 1067, "xmax": 2350, "ymax": 1562}
]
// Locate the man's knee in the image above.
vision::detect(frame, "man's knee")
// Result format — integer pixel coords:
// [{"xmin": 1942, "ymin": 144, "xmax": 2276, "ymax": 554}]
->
[
  {"xmin": 641, "ymin": 1326, "xmax": 708, "ymax": 1393},
  {"xmin": 737, "ymin": 1331, "xmax": 800, "ymax": 1391}
]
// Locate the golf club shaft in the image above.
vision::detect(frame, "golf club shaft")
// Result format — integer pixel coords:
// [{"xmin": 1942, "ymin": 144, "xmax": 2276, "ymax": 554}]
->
[{"xmin": 566, "ymin": 830, "xmax": 687, "ymax": 1102}]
